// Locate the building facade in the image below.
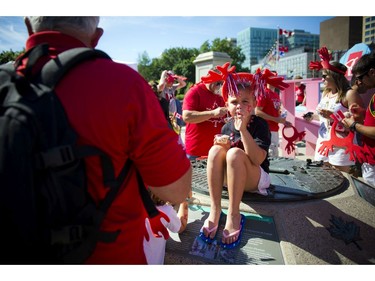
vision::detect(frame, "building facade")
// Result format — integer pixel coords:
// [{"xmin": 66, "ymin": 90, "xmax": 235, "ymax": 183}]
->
[
  {"xmin": 287, "ymin": 29, "xmax": 319, "ymax": 50},
  {"xmin": 238, "ymin": 17, "xmax": 373, "ymax": 78},
  {"xmin": 320, "ymin": 17, "xmax": 363, "ymax": 52},
  {"xmin": 363, "ymin": 16, "xmax": 375, "ymax": 44},
  {"xmin": 251, "ymin": 47, "xmax": 315, "ymax": 79},
  {"xmin": 237, "ymin": 27, "xmax": 277, "ymax": 69},
  {"xmin": 237, "ymin": 27, "xmax": 319, "ymax": 70}
]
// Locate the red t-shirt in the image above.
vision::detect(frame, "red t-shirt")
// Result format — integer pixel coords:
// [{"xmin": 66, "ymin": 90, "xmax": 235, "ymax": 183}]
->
[
  {"xmin": 295, "ymin": 85, "xmax": 305, "ymax": 103},
  {"xmin": 256, "ymin": 89, "xmax": 281, "ymax": 132},
  {"xmin": 182, "ymin": 83, "xmax": 226, "ymax": 157},
  {"xmin": 22, "ymin": 32, "xmax": 191, "ymax": 264},
  {"xmin": 363, "ymin": 94, "xmax": 375, "ymax": 164}
]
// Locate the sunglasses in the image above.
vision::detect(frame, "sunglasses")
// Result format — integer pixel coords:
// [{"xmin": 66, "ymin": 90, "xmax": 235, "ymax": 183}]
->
[
  {"xmin": 322, "ymin": 74, "xmax": 328, "ymax": 79},
  {"xmin": 355, "ymin": 70, "xmax": 369, "ymax": 82},
  {"xmin": 214, "ymin": 82, "xmax": 223, "ymax": 87}
]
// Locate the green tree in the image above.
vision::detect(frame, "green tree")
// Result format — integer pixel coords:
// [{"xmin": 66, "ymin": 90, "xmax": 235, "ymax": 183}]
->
[
  {"xmin": 0, "ymin": 49, "xmax": 24, "ymax": 65},
  {"xmin": 138, "ymin": 47, "xmax": 199, "ymax": 96},
  {"xmin": 137, "ymin": 51, "xmax": 161, "ymax": 82},
  {"xmin": 199, "ymin": 38, "xmax": 249, "ymax": 72},
  {"xmin": 137, "ymin": 37, "xmax": 249, "ymax": 98}
]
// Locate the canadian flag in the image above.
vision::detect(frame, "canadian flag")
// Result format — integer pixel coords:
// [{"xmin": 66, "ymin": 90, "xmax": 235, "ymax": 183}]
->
[
  {"xmin": 279, "ymin": 28, "xmax": 294, "ymax": 37},
  {"xmin": 332, "ymin": 110, "xmax": 345, "ymax": 122},
  {"xmin": 331, "ymin": 110, "xmax": 346, "ymax": 132},
  {"xmin": 173, "ymin": 111, "xmax": 182, "ymax": 120},
  {"xmin": 279, "ymin": 46, "xmax": 289, "ymax": 53}
]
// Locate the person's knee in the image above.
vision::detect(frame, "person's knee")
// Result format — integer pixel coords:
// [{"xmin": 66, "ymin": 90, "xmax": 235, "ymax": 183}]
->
[
  {"xmin": 208, "ymin": 145, "xmax": 226, "ymax": 158},
  {"xmin": 226, "ymin": 147, "xmax": 246, "ymax": 164}
]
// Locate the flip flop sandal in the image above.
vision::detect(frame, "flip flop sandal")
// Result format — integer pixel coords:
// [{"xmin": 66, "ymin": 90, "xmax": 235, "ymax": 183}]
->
[
  {"xmin": 199, "ymin": 213, "xmax": 222, "ymax": 244},
  {"xmin": 221, "ymin": 214, "xmax": 245, "ymax": 249}
]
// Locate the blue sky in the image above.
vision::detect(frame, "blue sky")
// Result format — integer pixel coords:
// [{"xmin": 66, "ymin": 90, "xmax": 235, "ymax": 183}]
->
[
  {"xmin": 0, "ymin": 0, "xmax": 360, "ymax": 64},
  {"xmin": 0, "ymin": 16, "xmax": 333, "ymax": 63}
]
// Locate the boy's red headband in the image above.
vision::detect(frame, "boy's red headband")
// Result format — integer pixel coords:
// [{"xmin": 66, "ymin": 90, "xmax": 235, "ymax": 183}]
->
[
  {"xmin": 309, "ymin": 46, "xmax": 346, "ymax": 75},
  {"xmin": 252, "ymin": 68, "xmax": 289, "ymax": 98},
  {"xmin": 201, "ymin": 62, "xmax": 289, "ymax": 102},
  {"xmin": 201, "ymin": 62, "xmax": 252, "ymax": 101}
]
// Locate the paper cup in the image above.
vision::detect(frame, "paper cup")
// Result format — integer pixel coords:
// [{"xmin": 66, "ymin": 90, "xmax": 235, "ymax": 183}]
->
[{"xmin": 215, "ymin": 134, "xmax": 229, "ymax": 144}]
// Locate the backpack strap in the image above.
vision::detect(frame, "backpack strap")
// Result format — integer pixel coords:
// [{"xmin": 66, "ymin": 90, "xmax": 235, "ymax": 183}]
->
[
  {"xmin": 34, "ymin": 47, "xmax": 120, "ymax": 191},
  {"xmin": 40, "ymin": 47, "xmax": 111, "ymax": 89}
]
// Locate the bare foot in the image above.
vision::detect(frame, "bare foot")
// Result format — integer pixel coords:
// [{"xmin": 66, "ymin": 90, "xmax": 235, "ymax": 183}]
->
[{"xmin": 177, "ymin": 190, "xmax": 192, "ymax": 233}]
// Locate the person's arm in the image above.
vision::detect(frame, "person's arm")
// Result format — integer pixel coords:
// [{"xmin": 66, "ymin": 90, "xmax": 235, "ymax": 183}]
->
[
  {"xmin": 148, "ymin": 166, "xmax": 192, "ymax": 205},
  {"xmin": 182, "ymin": 107, "xmax": 227, "ymax": 124},
  {"xmin": 157, "ymin": 70, "xmax": 168, "ymax": 92},
  {"xmin": 346, "ymin": 89, "xmax": 366, "ymax": 122},
  {"xmin": 255, "ymin": 106, "xmax": 287, "ymax": 125},
  {"xmin": 174, "ymin": 76, "xmax": 187, "ymax": 91},
  {"xmin": 239, "ymin": 121, "xmax": 267, "ymax": 166},
  {"xmin": 342, "ymin": 115, "xmax": 375, "ymax": 140},
  {"xmin": 235, "ymin": 112, "xmax": 266, "ymax": 166},
  {"xmin": 353, "ymin": 123, "xmax": 375, "ymax": 139},
  {"xmin": 135, "ymin": 77, "xmax": 192, "ymax": 205}
]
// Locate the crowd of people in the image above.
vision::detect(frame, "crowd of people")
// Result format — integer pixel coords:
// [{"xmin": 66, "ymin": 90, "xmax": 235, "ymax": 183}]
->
[{"xmin": 2, "ymin": 16, "xmax": 374, "ymax": 264}]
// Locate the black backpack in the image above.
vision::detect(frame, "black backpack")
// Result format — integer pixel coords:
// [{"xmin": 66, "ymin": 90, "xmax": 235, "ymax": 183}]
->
[{"xmin": 0, "ymin": 44, "xmax": 163, "ymax": 264}]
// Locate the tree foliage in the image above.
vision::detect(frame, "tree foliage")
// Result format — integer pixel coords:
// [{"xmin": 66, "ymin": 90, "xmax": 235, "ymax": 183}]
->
[
  {"xmin": 0, "ymin": 49, "xmax": 24, "ymax": 65},
  {"xmin": 138, "ymin": 47, "xmax": 199, "ymax": 96},
  {"xmin": 200, "ymin": 38, "xmax": 249, "ymax": 72},
  {"xmin": 136, "ymin": 38, "xmax": 248, "ymax": 97},
  {"xmin": 137, "ymin": 51, "xmax": 161, "ymax": 82}
]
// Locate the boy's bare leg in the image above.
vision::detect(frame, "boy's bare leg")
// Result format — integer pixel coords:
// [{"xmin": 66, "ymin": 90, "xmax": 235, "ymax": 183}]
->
[
  {"xmin": 222, "ymin": 148, "xmax": 260, "ymax": 245},
  {"xmin": 203, "ymin": 145, "xmax": 226, "ymax": 238}
]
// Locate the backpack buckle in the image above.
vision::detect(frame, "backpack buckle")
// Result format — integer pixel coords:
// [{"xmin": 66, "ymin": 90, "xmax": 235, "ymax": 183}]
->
[
  {"xmin": 40, "ymin": 145, "xmax": 76, "ymax": 168},
  {"xmin": 50, "ymin": 225, "xmax": 83, "ymax": 245}
]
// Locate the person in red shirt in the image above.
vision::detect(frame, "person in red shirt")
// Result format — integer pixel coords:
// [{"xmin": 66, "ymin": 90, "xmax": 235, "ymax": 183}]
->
[
  {"xmin": 342, "ymin": 53, "xmax": 375, "ymax": 187},
  {"xmin": 294, "ymin": 75, "xmax": 306, "ymax": 106},
  {"xmin": 182, "ymin": 74, "xmax": 228, "ymax": 160},
  {"xmin": 21, "ymin": 17, "xmax": 192, "ymax": 264},
  {"xmin": 255, "ymin": 84, "xmax": 291, "ymax": 157},
  {"xmin": 295, "ymin": 83, "xmax": 306, "ymax": 106}
]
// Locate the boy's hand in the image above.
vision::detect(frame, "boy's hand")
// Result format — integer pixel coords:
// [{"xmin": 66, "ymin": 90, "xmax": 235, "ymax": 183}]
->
[
  {"xmin": 213, "ymin": 134, "xmax": 231, "ymax": 149},
  {"xmin": 234, "ymin": 108, "xmax": 251, "ymax": 132}
]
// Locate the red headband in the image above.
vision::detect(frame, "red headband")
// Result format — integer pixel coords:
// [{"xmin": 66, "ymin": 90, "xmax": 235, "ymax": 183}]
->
[
  {"xmin": 253, "ymin": 68, "xmax": 289, "ymax": 98},
  {"xmin": 201, "ymin": 62, "xmax": 252, "ymax": 101},
  {"xmin": 309, "ymin": 46, "xmax": 346, "ymax": 75},
  {"xmin": 201, "ymin": 63, "xmax": 289, "ymax": 102}
]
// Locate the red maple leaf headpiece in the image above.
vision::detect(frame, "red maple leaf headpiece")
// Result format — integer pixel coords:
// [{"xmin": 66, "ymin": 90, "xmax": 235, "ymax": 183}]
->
[
  {"xmin": 309, "ymin": 46, "xmax": 346, "ymax": 75},
  {"xmin": 165, "ymin": 71, "xmax": 187, "ymax": 84},
  {"xmin": 201, "ymin": 63, "xmax": 289, "ymax": 102},
  {"xmin": 253, "ymin": 68, "xmax": 289, "ymax": 98}
]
